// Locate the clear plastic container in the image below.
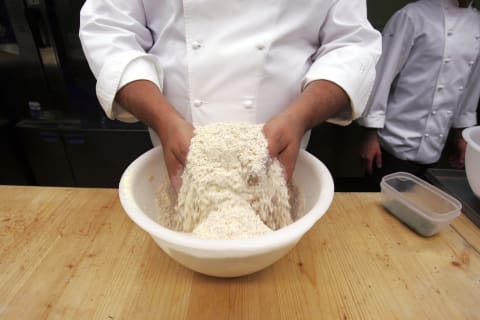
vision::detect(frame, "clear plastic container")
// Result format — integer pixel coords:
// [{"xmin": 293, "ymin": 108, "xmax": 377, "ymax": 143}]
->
[{"xmin": 380, "ymin": 172, "xmax": 462, "ymax": 237}]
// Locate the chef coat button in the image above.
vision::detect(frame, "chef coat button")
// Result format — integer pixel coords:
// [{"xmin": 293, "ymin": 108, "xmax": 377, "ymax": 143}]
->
[
  {"xmin": 191, "ymin": 41, "xmax": 202, "ymax": 50},
  {"xmin": 243, "ymin": 99, "xmax": 254, "ymax": 109},
  {"xmin": 439, "ymin": 134, "xmax": 444, "ymax": 138},
  {"xmin": 447, "ymin": 110, "xmax": 452, "ymax": 115},
  {"xmin": 432, "ymin": 110, "xmax": 437, "ymax": 115},
  {"xmin": 476, "ymin": 35, "xmax": 480, "ymax": 40},
  {"xmin": 447, "ymin": 31, "xmax": 453, "ymax": 36},
  {"xmin": 437, "ymin": 85, "xmax": 444, "ymax": 91},
  {"xmin": 444, "ymin": 58, "xmax": 451, "ymax": 64},
  {"xmin": 459, "ymin": 86, "xmax": 464, "ymax": 92},
  {"xmin": 424, "ymin": 133, "xmax": 430, "ymax": 138},
  {"xmin": 256, "ymin": 44, "xmax": 265, "ymax": 51},
  {"xmin": 193, "ymin": 99, "xmax": 203, "ymax": 107},
  {"xmin": 469, "ymin": 60, "xmax": 475, "ymax": 66}
]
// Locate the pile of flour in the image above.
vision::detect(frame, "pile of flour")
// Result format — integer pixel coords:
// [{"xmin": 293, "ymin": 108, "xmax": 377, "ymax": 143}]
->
[{"xmin": 156, "ymin": 122, "xmax": 304, "ymax": 240}]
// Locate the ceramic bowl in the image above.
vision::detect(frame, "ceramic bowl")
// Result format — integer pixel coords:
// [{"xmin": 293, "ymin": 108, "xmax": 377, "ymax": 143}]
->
[
  {"xmin": 463, "ymin": 126, "xmax": 480, "ymax": 198},
  {"xmin": 119, "ymin": 147, "xmax": 334, "ymax": 277}
]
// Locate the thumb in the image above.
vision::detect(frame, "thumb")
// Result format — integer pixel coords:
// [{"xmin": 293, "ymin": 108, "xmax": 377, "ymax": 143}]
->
[
  {"xmin": 164, "ymin": 152, "xmax": 184, "ymax": 192},
  {"xmin": 170, "ymin": 169, "xmax": 183, "ymax": 192},
  {"xmin": 277, "ymin": 145, "xmax": 298, "ymax": 183}
]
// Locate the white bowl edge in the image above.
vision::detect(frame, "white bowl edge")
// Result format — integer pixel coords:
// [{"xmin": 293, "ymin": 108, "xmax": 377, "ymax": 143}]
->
[{"xmin": 119, "ymin": 147, "xmax": 334, "ymax": 258}]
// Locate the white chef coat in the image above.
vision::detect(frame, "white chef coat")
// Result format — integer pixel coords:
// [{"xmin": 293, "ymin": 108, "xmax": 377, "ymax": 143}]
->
[
  {"xmin": 359, "ymin": 0, "xmax": 480, "ymax": 164},
  {"xmin": 79, "ymin": 0, "xmax": 381, "ymax": 147}
]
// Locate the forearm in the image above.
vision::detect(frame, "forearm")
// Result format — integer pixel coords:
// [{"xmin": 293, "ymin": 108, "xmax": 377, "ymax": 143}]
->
[
  {"xmin": 116, "ymin": 80, "xmax": 194, "ymax": 188},
  {"xmin": 284, "ymin": 80, "xmax": 350, "ymax": 131},
  {"xmin": 115, "ymin": 80, "xmax": 180, "ymax": 138}
]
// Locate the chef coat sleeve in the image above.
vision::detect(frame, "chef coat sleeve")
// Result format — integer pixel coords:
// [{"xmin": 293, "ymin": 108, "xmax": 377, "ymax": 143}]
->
[
  {"xmin": 79, "ymin": 0, "xmax": 163, "ymax": 122},
  {"xmin": 452, "ymin": 57, "xmax": 480, "ymax": 128},
  {"xmin": 357, "ymin": 10, "xmax": 416, "ymax": 129},
  {"xmin": 302, "ymin": 0, "xmax": 381, "ymax": 126}
]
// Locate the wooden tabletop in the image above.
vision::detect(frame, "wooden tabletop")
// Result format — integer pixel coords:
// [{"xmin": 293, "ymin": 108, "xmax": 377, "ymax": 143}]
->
[{"xmin": 1, "ymin": 186, "xmax": 479, "ymax": 319}]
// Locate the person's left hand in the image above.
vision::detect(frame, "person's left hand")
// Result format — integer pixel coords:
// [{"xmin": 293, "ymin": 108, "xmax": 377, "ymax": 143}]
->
[
  {"xmin": 263, "ymin": 110, "xmax": 306, "ymax": 182},
  {"xmin": 449, "ymin": 135, "xmax": 467, "ymax": 169},
  {"xmin": 263, "ymin": 80, "xmax": 350, "ymax": 182}
]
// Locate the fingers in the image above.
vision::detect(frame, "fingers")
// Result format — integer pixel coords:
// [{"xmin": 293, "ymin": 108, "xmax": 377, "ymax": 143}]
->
[
  {"xmin": 360, "ymin": 151, "xmax": 374, "ymax": 175},
  {"xmin": 164, "ymin": 139, "xmax": 189, "ymax": 192},
  {"xmin": 448, "ymin": 155, "xmax": 465, "ymax": 169},
  {"xmin": 458, "ymin": 153, "xmax": 465, "ymax": 168},
  {"xmin": 277, "ymin": 144, "xmax": 299, "ymax": 183},
  {"xmin": 365, "ymin": 158, "xmax": 374, "ymax": 175},
  {"xmin": 448, "ymin": 156, "xmax": 458, "ymax": 169},
  {"xmin": 278, "ymin": 156, "xmax": 292, "ymax": 182},
  {"xmin": 264, "ymin": 130, "xmax": 284, "ymax": 159},
  {"xmin": 160, "ymin": 119, "xmax": 193, "ymax": 191},
  {"xmin": 448, "ymin": 138, "xmax": 466, "ymax": 169},
  {"xmin": 454, "ymin": 138, "xmax": 467, "ymax": 168},
  {"xmin": 375, "ymin": 152, "xmax": 382, "ymax": 170},
  {"xmin": 263, "ymin": 135, "xmax": 290, "ymax": 180},
  {"xmin": 164, "ymin": 150, "xmax": 185, "ymax": 192},
  {"xmin": 170, "ymin": 171, "xmax": 183, "ymax": 192},
  {"xmin": 262, "ymin": 128, "xmax": 296, "ymax": 182},
  {"xmin": 361, "ymin": 151, "xmax": 382, "ymax": 175},
  {"xmin": 360, "ymin": 133, "xmax": 382, "ymax": 175}
]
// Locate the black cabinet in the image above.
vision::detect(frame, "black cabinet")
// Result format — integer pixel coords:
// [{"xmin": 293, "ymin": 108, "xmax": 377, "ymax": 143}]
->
[
  {"xmin": 63, "ymin": 127, "xmax": 153, "ymax": 187},
  {"xmin": 16, "ymin": 120, "xmax": 153, "ymax": 187},
  {"xmin": 307, "ymin": 122, "xmax": 369, "ymax": 191},
  {"xmin": 17, "ymin": 120, "xmax": 74, "ymax": 186},
  {"xmin": 0, "ymin": 118, "xmax": 34, "ymax": 185}
]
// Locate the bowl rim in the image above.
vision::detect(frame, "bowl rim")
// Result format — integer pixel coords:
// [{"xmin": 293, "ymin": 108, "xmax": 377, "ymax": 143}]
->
[{"xmin": 119, "ymin": 147, "xmax": 334, "ymax": 256}]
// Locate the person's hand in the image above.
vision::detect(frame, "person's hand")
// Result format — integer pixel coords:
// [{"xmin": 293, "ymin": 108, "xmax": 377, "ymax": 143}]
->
[
  {"xmin": 115, "ymin": 80, "xmax": 194, "ymax": 191},
  {"xmin": 156, "ymin": 114, "xmax": 194, "ymax": 191},
  {"xmin": 263, "ymin": 110, "xmax": 306, "ymax": 182},
  {"xmin": 449, "ymin": 135, "xmax": 467, "ymax": 169},
  {"xmin": 263, "ymin": 80, "xmax": 350, "ymax": 182},
  {"xmin": 360, "ymin": 128, "xmax": 382, "ymax": 175}
]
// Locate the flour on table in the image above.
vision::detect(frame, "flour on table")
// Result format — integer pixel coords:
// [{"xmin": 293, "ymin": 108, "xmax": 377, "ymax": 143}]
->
[{"xmin": 156, "ymin": 122, "xmax": 304, "ymax": 240}]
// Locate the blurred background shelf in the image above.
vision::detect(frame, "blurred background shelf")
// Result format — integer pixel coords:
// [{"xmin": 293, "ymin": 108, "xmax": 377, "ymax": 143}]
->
[{"xmin": 16, "ymin": 119, "xmax": 152, "ymax": 187}]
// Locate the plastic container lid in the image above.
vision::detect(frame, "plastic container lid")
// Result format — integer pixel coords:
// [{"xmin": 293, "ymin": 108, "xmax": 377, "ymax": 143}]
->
[{"xmin": 380, "ymin": 172, "xmax": 462, "ymax": 237}]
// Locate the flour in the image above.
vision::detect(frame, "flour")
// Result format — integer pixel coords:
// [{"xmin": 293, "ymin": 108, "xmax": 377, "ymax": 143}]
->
[
  {"xmin": 156, "ymin": 122, "xmax": 304, "ymax": 240},
  {"xmin": 192, "ymin": 202, "xmax": 273, "ymax": 240}
]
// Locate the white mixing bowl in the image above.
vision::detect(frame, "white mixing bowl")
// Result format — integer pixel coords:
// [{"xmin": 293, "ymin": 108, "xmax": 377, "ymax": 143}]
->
[
  {"xmin": 119, "ymin": 147, "xmax": 334, "ymax": 277},
  {"xmin": 463, "ymin": 126, "xmax": 480, "ymax": 198}
]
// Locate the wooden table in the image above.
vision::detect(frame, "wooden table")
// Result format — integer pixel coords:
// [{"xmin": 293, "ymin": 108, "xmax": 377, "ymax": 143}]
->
[{"xmin": 1, "ymin": 186, "xmax": 479, "ymax": 319}]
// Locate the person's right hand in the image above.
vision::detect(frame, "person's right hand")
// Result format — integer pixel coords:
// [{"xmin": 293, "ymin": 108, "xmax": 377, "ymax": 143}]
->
[
  {"xmin": 360, "ymin": 128, "xmax": 382, "ymax": 175},
  {"xmin": 448, "ymin": 131, "xmax": 467, "ymax": 169},
  {"xmin": 156, "ymin": 114, "xmax": 194, "ymax": 191},
  {"xmin": 115, "ymin": 80, "xmax": 194, "ymax": 191}
]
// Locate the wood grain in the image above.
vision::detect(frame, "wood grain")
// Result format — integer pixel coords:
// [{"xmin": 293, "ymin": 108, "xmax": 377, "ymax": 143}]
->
[{"xmin": 0, "ymin": 187, "xmax": 479, "ymax": 319}]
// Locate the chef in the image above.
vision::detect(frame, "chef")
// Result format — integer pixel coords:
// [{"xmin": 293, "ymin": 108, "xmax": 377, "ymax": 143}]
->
[
  {"xmin": 359, "ymin": 0, "xmax": 480, "ymax": 190},
  {"xmin": 79, "ymin": 0, "xmax": 381, "ymax": 188}
]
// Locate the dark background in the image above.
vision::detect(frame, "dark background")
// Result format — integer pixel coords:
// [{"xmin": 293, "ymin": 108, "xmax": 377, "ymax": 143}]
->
[{"xmin": 0, "ymin": 0, "xmax": 477, "ymax": 190}]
